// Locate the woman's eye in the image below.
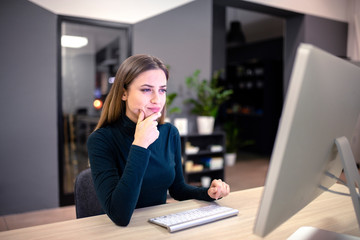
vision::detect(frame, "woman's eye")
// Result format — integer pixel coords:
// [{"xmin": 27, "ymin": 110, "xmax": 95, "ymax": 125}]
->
[
  {"xmin": 160, "ymin": 89, "xmax": 167, "ymax": 94},
  {"xmin": 141, "ymin": 89, "xmax": 151, "ymax": 93}
]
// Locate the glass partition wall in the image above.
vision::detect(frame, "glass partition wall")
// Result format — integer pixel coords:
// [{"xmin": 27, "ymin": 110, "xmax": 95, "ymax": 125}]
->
[{"xmin": 58, "ymin": 17, "xmax": 131, "ymax": 205}]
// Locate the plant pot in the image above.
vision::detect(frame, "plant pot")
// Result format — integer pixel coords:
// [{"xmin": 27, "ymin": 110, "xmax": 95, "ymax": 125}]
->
[
  {"xmin": 174, "ymin": 118, "xmax": 188, "ymax": 135},
  {"xmin": 225, "ymin": 153, "xmax": 237, "ymax": 166},
  {"xmin": 197, "ymin": 116, "xmax": 215, "ymax": 134}
]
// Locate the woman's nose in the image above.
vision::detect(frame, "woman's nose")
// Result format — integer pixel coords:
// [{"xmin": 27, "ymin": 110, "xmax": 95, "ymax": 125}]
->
[{"xmin": 151, "ymin": 92, "xmax": 160, "ymax": 103}]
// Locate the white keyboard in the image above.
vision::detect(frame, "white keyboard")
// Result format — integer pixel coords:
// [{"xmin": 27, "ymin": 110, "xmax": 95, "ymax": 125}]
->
[{"xmin": 149, "ymin": 204, "xmax": 239, "ymax": 232}]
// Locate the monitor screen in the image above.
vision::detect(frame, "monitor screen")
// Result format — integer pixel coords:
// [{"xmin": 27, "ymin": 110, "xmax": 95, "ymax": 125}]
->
[{"xmin": 253, "ymin": 43, "xmax": 360, "ymax": 237}]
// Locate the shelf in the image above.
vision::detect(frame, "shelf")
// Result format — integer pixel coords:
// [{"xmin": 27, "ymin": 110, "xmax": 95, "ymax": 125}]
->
[
  {"xmin": 186, "ymin": 168, "xmax": 223, "ymax": 175},
  {"xmin": 221, "ymin": 38, "xmax": 284, "ymax": 154},
  {"xmin": 181, "ymin": 132, "xmax": 226, "ymax": 185},
  {"xmin": 186, "ymin": 150, "xmax": 224, "ymax": 157},
  {"xmin": 226, "ymin": 112, "xmax": 264, "ymax": 118},
  {"xmin": 181, "ymin": 132, "xmax": 225, "ymax": 137}
]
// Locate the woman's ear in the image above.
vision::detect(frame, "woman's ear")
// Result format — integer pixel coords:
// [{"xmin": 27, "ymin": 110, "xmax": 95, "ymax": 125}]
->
[{"xmin": 121, "ymin": 90, "xmax": 128, "ymax": 101}]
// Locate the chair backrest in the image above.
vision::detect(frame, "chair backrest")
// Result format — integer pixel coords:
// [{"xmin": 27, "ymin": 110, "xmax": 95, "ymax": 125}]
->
[{"xmin": 74, "ymin": 168, "xmax": 104, "ymax": 218}]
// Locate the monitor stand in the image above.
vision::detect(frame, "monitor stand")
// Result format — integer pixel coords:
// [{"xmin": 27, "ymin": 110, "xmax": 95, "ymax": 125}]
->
[
  {"xmin": 335, "ymin": 136, "xmax": 360, "ymax": 228},
  {"xmin": 288, "ymin": 137, "xmax": 360, "ymax": 240},
  {"xmin": 288, "ymin": 226, "xmax": 360, "ymax": 240}
]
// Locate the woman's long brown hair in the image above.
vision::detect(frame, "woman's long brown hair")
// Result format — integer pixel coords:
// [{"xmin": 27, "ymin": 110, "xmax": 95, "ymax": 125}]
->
[{"xmin": 94, "ymin": 54, "xmax": 169, "ymax": 131}]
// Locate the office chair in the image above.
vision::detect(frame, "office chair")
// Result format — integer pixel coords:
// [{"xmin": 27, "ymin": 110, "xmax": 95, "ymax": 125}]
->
[{"xmin": 74, "ymin": 168, "xmax": 104, "ymax": 218}]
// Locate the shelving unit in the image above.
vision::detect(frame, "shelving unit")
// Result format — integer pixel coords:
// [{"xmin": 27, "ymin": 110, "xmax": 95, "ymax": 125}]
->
[
  {"xmin": 180, "ymin": 132, "xmax": 226, "ymax": 186},
  {"xmin": 222, "ymin": 38, "xmax": 284, "ymax": 154}
]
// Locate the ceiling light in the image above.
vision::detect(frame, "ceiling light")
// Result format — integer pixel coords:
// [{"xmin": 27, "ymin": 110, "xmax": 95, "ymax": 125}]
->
[{"xmin": 61, "ymin": 35, "xmax": 88, "ymax": 48}]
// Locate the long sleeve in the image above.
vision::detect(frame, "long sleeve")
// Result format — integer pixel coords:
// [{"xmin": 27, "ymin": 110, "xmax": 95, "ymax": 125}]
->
[{"xmin": 87, "ymin": 129, "xmax": 151, "ymax": 226}]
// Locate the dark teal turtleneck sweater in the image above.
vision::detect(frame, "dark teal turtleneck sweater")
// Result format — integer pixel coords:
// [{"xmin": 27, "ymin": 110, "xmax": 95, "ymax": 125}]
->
[{"xmin": 87, "ymin": 115, "xmax": 213, "ymax": 226}]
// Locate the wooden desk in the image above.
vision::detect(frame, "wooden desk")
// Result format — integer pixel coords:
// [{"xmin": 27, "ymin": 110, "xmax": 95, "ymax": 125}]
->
[{"xmin": 0, "ymin": 184, "xmax": 359, "ymax": 240}]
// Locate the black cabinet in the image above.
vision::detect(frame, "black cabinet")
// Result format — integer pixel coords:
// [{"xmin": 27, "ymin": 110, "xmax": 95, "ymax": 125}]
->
[
  {"xmin": 180, "ymin": 132, "xmax": 226, "ymax": 186},
  {"xmin": 221, "ymin": 38, "xmax": 283, "ymax": 154}
]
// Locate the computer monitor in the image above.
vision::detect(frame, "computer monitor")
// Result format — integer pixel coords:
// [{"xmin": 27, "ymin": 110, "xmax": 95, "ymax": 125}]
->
[{"xmin": 253, "ymin": 43, "xmax": 360, "ymax": 237}]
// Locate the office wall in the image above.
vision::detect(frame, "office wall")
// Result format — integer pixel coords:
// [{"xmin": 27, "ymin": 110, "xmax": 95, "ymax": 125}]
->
[
  {"xmin": 244, "ymin": 0, "xmax": 349, "ymax": 23},
  {"xmin": 303, "ymin": 15, "xmax": 348, "ymax": 57},
  {"xmin": 0, "ymin": 0, "xmax": 58, "ymax": 215},
  {"xmin": 284, "ymin": 15, "xmax": 348, "ymax": 93},
  {"xmin": 133, "ymin": 0, "xmax": 213, "ymax": 130}
]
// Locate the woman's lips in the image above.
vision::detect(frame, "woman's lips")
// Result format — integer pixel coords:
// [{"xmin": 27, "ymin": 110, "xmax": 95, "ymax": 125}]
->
[{"xmin": 148, "ymin": 107, "xmax": 161, "ymax": 113}]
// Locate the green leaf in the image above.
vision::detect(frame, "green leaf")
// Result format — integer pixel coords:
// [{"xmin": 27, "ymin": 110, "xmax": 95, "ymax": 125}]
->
[
  {"xmin": 166, "ymin": 92, "xmax": 181, "ymax": 116},
  {"xmin": 184, "ymin": 69, "xmax": 233, "ymax": 117}
]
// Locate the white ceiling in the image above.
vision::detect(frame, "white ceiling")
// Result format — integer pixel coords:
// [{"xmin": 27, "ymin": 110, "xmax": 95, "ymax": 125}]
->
[
  {"xmin": 32, "ymin": 0, "xmax": 284, "ymax": 56},
  {"xmin": 28, "ymin": 0, "xmax": 195, "ymax": 24}
]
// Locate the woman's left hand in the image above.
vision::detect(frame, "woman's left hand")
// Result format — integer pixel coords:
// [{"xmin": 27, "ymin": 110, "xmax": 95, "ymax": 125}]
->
[{"xmin": 207, "ymin": 179, "xmax": 230, "ymax": 200}]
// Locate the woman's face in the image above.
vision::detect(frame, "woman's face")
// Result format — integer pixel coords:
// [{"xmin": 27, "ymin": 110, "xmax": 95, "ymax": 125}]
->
[{"xmin": 122, "ymin": 69, "xmax": 167, "ymax": 123}]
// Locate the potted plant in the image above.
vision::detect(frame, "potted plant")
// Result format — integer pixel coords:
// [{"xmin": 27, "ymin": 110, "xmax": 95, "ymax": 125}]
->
[
  {"xmin": 223, "ymin": 120, "xmax": 239, "ymax": 166},
  {"xmin": 165, "ymin": 65, "xmax": 182, "ymax": 119},
  {"xmin": 166, "ymin": 92, "xmax": 181, "ymax": 116},
  {"xmin": 223, "ymin": 120, "xmax": 256, "ymax": 166},
  {"xmin": 166, "ymin": 93, "xmax": 188, "ymax": 135},
  {"xmin": 185, "ymin": 69, "xmax": 233, "ymax": 134}
]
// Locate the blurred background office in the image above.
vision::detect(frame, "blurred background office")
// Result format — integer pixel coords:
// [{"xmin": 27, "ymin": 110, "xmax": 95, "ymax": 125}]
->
[{"xmin": 0, "ymin": 0, "xmax": 358, "ymax": 217}]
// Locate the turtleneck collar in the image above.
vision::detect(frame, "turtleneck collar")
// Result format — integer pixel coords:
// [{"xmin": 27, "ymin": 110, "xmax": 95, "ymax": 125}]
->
[{"xmin": 116, "ymin": 114, "xmax": 136, "ymax": 136}]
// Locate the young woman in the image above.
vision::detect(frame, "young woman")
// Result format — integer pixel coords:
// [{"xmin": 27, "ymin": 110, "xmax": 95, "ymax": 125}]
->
[{"xmin": 87, "ymin": 54, "xmax": 230, "ymax": 226}]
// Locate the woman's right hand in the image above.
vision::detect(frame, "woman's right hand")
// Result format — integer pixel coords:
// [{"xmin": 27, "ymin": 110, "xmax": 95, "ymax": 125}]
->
[{"xmin": 132, "ymin": 110, "xmax": 161, "ymax": 149}]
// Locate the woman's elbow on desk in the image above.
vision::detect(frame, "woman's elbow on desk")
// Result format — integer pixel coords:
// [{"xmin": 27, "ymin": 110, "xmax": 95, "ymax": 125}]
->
[
  {"xmin": 116, "ymin": 220, "xmax": 131, "ymax": 227},
  {"xmin": 109, "ymin": 214, "xmax": 131, "ymax": 227},
  {"xmin": 106, "ymin": 207, "xmax": 133, "ymax": 226}
]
